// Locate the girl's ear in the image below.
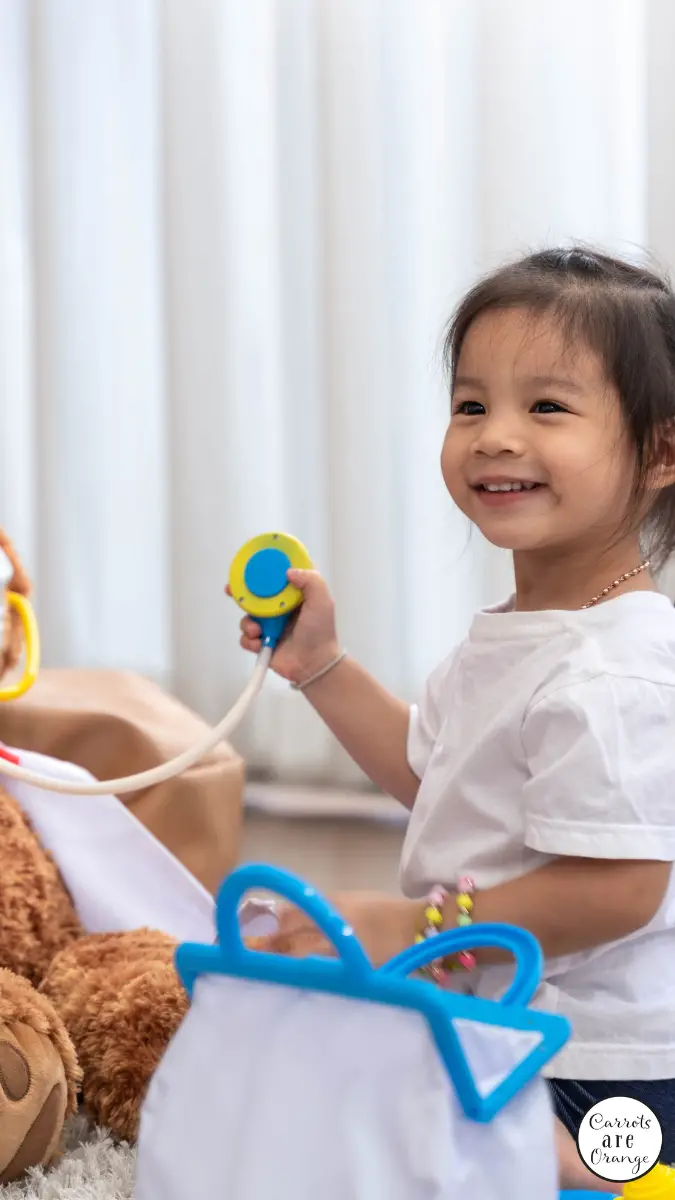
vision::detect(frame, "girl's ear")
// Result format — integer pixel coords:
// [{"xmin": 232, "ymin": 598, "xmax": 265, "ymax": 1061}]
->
[{"xmin": 648, "ymin": 422, "xmax": 675, "ymax": 491}]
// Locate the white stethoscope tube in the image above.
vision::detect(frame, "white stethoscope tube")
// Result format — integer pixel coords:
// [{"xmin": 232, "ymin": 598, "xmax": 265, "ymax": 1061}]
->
[{"xmin": 0, "ymin": 647, "xmax": 272, "ymax": 795}]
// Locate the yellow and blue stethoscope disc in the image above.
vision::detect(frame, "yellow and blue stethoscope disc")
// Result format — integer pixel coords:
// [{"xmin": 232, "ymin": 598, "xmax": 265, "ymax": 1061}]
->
[{"xmin": 228, "ymin": 533, "xmax": 312, "ymax": 619}]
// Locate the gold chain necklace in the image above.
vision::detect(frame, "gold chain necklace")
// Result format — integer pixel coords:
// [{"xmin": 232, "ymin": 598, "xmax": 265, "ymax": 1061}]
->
[{"xmin": 581, "ymin": 560, "xmax": 651, "ymax": 609}]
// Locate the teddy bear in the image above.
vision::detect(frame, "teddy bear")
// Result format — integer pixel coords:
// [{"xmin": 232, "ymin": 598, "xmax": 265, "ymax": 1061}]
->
[
  {"xmin": 0, "ymin": 528, "xmax": 237, "ymax": 1182},
  {"xmin": 0, "ymin": 787, "xmax": 189, "ymax": 1183}
]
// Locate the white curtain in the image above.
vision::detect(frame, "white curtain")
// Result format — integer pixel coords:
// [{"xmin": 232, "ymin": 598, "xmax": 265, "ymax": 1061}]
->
[{"xmin": 0, "ymin": 0, "xmax": 673, "ymax": 784}]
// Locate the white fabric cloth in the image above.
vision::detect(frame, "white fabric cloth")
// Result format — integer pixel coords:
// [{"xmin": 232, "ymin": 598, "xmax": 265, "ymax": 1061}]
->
[
  {"xmin": 403, "ymin": 590, "xmax": 675, "ymax": 1080},
  {"xmin": 1, "ymin": 746, "xmax": 216, "ymax": 943},
  {"xmin": 134, "ymin": 973, "xmax": 559, "ymax": 1200},
  {"xmin": 4, "ymin": 0, "xmax": 675, "ymax": 785},
  {"xmin": 0, "ymin": 746, "xmax": 560, "ymax": 1197}
]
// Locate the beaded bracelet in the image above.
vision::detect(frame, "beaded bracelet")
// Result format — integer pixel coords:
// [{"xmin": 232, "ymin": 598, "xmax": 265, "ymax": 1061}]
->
[
  {"xmin": 453, "ymin": 876, "xmax": 476, "ymax": 971},
  {"xmin": 414, "ymin": 885, "xmax": 449, "ymax": 983},
  {"xmin": 415, "ymin": 877, "xmax": 477, "ymax": 980}
]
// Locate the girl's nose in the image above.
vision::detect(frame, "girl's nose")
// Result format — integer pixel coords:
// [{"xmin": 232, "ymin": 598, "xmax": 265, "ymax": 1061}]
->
[{"xmin": 472, "ymin": 417, "xmax": 525, "ymax": 458}]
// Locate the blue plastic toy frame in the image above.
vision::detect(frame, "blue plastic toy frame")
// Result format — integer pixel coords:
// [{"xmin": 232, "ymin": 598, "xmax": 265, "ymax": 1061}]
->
[{"xmin": 175, "ymin": 863, "xmax": 570, "ymax": 1123}]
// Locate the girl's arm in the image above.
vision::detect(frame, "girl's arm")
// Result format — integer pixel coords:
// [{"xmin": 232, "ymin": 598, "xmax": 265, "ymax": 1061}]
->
[
  {"xmin": 262, "ymin": 857, "xmax": 670, "ymax": 967},
  {"xmin": 301, "ymin": 655, "xmax": 420, "ymax": 810},
  {"xmin": 453, "ymin": 856, "xmax": 672, "ymax": 963},
  {"xmin": 232, "ymin": 571, "xmax": 420, "ymax": 809}
]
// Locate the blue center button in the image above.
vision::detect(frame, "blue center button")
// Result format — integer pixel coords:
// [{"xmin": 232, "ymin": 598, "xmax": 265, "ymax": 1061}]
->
[{"xmin": 244, "ymin": 547, "xmax": 291, "ymax": 599}]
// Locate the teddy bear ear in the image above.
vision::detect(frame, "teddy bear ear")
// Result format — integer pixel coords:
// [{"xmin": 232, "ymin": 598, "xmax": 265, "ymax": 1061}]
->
[{"xmin": 0, "ymin": 530, "xmax": 32, "ymax": 682}]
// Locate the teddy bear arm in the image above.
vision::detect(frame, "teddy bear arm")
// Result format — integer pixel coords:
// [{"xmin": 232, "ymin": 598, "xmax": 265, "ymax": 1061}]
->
[{"xmin": 0, "ymin": 970, "xmax": 80, "ymax": 1183}]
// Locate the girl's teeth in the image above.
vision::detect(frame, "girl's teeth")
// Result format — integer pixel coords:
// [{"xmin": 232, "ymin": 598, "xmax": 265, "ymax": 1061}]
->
[{"xmin": 483, "ymin": 482, "xmax": 537, "ymax": 492}]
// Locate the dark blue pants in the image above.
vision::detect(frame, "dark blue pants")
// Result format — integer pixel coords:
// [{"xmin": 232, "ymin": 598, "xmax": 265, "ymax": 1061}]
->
[{"xmin": 550, "ymin": 1079, "xmax": 675, "ymax": 1165}]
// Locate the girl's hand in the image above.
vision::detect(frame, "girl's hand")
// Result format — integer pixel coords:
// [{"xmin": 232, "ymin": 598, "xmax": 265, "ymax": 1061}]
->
[
  {"xmin": 259, "ymin": 891, "xmax": 424, "ymax": 968},
  {"xmin": 226, "ymin": 568, "xmax": 340, "ymax": 685}
]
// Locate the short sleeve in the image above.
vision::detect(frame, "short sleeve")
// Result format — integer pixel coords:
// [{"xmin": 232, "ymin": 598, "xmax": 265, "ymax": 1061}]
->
[
  {"xmin": 407, "ymin": 653, "xmax": 455, "ymax": 781},
  {"xmin": 522, "ymin": 675, "xmax": 675, "ymax": 860}
]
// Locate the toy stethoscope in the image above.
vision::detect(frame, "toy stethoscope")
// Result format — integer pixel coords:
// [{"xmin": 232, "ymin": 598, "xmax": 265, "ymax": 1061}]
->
[{"xmin": 0, "ymin": 532, "xmax": 312, "ymax": 795}]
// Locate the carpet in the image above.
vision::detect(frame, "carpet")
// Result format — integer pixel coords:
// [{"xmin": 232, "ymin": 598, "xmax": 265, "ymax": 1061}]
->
[{"xmin": 0, "ymin": 1116, "xmax": 135, "ymax": 1199}]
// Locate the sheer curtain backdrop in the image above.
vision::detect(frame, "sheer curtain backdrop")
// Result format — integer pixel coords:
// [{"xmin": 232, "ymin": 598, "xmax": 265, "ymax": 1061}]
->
[{"xmin": 1, "ymin": 0, "xmax": 674, "ymax": 784}]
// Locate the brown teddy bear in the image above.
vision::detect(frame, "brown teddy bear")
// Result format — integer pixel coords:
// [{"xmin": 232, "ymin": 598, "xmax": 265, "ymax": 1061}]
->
[
  {"xmin": 0, "ymin": 786, "xmax": 188, "ymax": 1182},
  {"xmin": 0, "ymin": 529, "xmax": 232, "ymax": 1182}
]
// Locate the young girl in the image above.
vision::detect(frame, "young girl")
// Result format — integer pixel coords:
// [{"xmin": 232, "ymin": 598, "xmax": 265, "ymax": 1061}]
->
[{"xmin": 234, "ymin": 247, "xmax": 675, "ymax": 1187}]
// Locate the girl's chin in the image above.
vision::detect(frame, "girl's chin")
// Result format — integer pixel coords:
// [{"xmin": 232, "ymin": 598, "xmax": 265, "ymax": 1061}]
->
[{"xmin": 475, "ymin": 529, "xmax": 558, "ymax": 553}]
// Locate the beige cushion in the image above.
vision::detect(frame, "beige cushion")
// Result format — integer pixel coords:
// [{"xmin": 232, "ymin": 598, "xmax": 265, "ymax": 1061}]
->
[{"xmin": 0, "ymin": 670, "xmax": 245, "ymax": 895}]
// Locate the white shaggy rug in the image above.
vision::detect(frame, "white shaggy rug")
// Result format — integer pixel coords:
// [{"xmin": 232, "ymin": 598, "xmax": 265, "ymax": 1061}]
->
[{"xmin": 0, "ymin": 1116, "xmax": 135, "ymax": 1200}]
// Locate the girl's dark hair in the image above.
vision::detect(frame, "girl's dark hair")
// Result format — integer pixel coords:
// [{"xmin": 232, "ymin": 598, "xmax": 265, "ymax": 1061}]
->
[{"xmin": 443, "ymin": 245, "xmax": 675, "ymax": 568}]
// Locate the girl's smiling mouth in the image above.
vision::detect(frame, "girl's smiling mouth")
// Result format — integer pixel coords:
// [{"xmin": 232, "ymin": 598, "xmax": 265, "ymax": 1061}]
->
[{"xmin": 471, "ymin": 478, "xmax": 547, "ymax": 504}]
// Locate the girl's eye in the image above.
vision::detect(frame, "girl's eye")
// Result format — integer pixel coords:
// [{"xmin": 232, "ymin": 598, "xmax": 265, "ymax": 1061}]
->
[
  {"xmin": 532, "ymin": 400, "xmax": 567, "ymax": 414},
  {"xmin": 453, "ymin": 400, "xmax": 485, "ymax": 416}
]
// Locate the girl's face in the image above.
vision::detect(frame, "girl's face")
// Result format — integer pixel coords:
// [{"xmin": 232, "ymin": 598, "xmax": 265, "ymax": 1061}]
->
[{"xmin": 441, "ymin": 308, "xmax": 637, "ymax": 555}]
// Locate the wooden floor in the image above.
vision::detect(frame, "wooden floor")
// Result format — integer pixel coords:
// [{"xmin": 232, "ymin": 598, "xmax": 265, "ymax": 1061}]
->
[{"xmin": 239, "ymin": 783, "xmax": 408, "ymax": 895}]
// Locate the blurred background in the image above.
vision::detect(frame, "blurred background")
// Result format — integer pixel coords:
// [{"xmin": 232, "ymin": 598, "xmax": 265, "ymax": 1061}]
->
[{"xmin": 2, "ymin": 0, "xmax": 675, "ymax": 886}]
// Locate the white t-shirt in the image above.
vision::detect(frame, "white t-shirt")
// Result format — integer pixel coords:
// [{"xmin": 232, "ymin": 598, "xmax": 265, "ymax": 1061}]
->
[{"xmin": 402, "ymin": 590, "xmax": 675, "ymax": 1080}]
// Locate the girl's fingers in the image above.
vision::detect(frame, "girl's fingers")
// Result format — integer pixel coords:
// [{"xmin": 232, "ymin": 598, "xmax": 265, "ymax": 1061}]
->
[
  {"xmin": 227, "ymin": 582, "xmax": 276, "ymax": 655},
  {"xmin": 289, "ymin": 933, "xmax": 335, "ymax": 958},
  {"xmin": 268, "ymin": 930, "xmax": 332, "ymax": 958},
  {"xmin": 240, "ymin": 635, "xmax": 261, "ymax": 652},
  {"xmin": 240, "ymin": 616, "xmax": 260, "ymax": 637},
  {"xmin": 268, "ymin": 909, "xmax": 334, "ymax": 958}
]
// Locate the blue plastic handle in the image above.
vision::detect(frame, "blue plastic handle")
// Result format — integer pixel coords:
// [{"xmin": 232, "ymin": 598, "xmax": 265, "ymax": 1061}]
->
[
  {"xmin": 258, "ymin": 613, "xmax": 290, "ymax": 648},
  {"xmin": 177, "ymin": 863, "xmax": 371, "ymax": 997},
  {"xmin": 381, "ymin": 923, "xmax": 542, "ymax": 1008},
  {"xmin": 216, "ymin": 863, "xmax": 371, "ymax": 976},
  {"xmin": 175, "ymin": 864, "xmax": 571, "ymax": 1123},
  {"xmin": 560, "ymin": 1193, "xmax": 619, "ymax": 1199}
]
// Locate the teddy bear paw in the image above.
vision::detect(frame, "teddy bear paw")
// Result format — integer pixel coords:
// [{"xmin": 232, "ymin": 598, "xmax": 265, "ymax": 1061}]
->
[
  {"xmin": 0, "ymin": 970, "xmax": 79, "ymax": 1183},
  {"xmin": 0, "ymin": 1021, "xmax": 69, "ymax": 1182}
]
